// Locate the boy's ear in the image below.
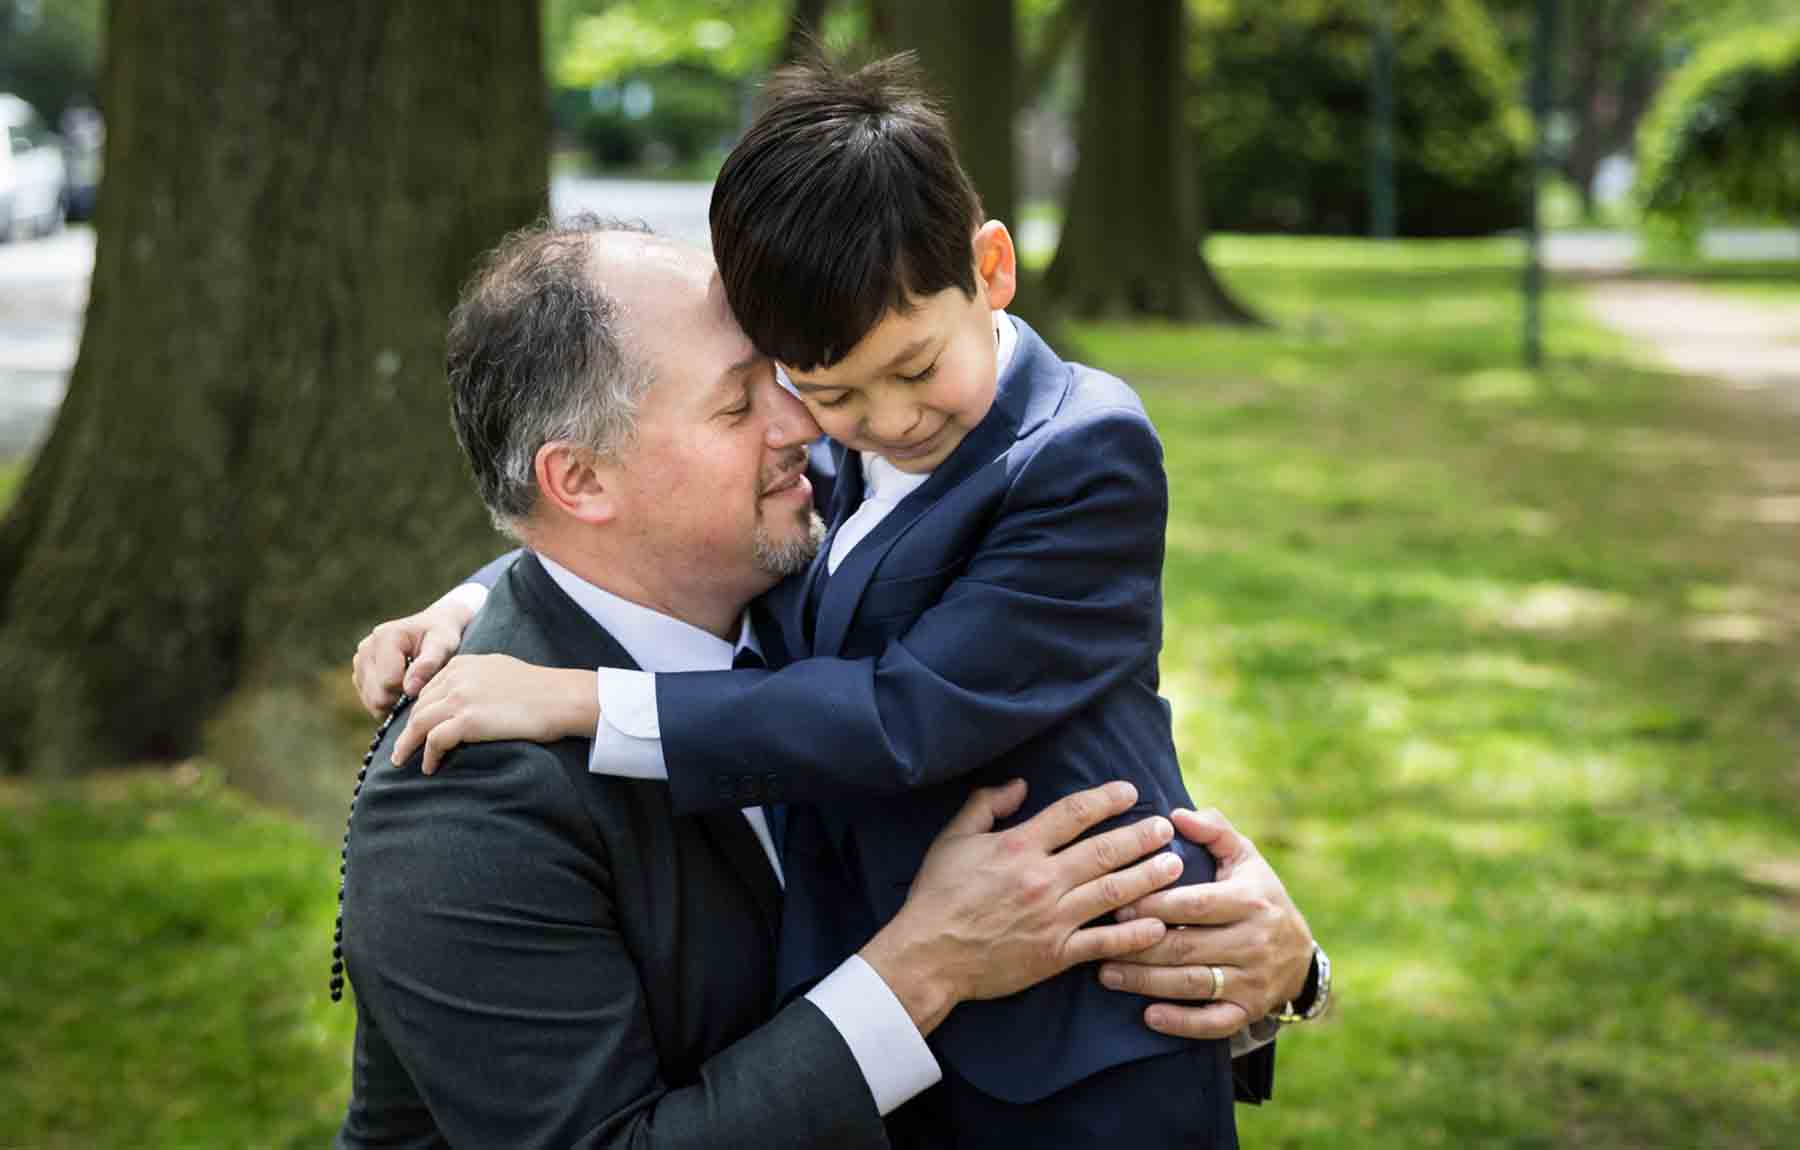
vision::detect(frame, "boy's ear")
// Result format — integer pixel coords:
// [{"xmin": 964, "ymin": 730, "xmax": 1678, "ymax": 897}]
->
[
  {"xmin": 973, "ymin": 220, "xmax": 1018, "ymax": 310},
  {"xmin": 533, "ymin": 440, "xmax": 619, "ymax": 527}
]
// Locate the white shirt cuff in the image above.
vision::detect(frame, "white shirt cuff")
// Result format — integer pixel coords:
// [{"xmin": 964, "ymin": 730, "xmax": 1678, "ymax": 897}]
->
[
  {"xmin": 1230, "ymin": 1016, "xmax": 1281, "ymax": 1058},
  {"xmin": 589, "ymin": 668, "xmax": 668, "ymax": 779},
  {"xmin": 804, "ymin": 955, "xmax": 941, "ymax": 1116},
  {"xmin": 445, "ymin": 582, "xmax": 491, "ymax": 616}
]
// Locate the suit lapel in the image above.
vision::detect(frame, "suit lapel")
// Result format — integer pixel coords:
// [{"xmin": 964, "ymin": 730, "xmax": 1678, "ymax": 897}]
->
[
  {"xmin": 514, "ymin": 553, "xmax": 784, "ymax": 943},
  {"xmin": 809, "ymin": 317, "xmax": 1072, "ymax": 657}
]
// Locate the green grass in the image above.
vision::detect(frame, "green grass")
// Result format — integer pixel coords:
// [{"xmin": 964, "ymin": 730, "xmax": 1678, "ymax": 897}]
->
[
  {"xmin": 1062, "ymin": 235, "xmax": 1800, "ymax": 1148},
  {"xmin": 0, "ymin": 456, "xmax": 23, "ymax": 511},
  {"xmin": 3, "ymin": 237, "xmax": 1795, "ymax": 1147},
  {"xmin": 0, "ymin": 769, "xmax": 356, "ymax": 1148}
]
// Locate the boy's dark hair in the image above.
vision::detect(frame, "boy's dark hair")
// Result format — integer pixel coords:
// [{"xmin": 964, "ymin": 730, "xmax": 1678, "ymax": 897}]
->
[{"xmin": 710, "ymin": 53, "xmax": 984, "ymax": 371}]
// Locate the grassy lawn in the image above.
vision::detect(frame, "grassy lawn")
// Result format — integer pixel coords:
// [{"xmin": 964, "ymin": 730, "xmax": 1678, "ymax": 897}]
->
[
  {"xmin": 0, "ymin": 769, "xmax": 355, "ymax": 1148},
  {"xmin": 2, "ymin": 237, "xmax": 1794, "ymax": 1146},
  {"xmin": 1069, "ymin": 236, "xmax": 1799, "ymax": 1147}
]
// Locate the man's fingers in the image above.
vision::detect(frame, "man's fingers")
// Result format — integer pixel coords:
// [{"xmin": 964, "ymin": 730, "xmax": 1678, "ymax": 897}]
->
[
  {"xmin": 1097, "ymin": 960, "xmax": 1241, "ymax": 1002},
  {"xmin": 1169, "ymin": 807, "xmax": 1254, "ymax": 865},
  {"xmin": 1017, "ymin": 781, "xmax": 1137, "ymax": 852},
  {"xmin": 1061, "ymin": 917, "xmax": 1167, "ymax": 967},
  {"xmin": 1062, "ymin": 849, "xmax": 1183, "ymax": 925},
  {"xmin": 1143, "ymin": 1000, "xmax": 1251, "ymax": 1041},
  {"xmin": 1118, "ymin": 878, "xmax": 1257, "ymax": 927},
  {"xmin": 1055, "ymin": 814, "xmax": 1173, "ymax": 888},
  {"xmin": 939, "ymin": 779, "xmax": 1028, "ymax": 839}
]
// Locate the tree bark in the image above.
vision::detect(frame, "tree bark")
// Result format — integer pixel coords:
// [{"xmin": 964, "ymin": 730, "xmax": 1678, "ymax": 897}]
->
[
  {"xmin": 871, "ymin": 0, "xmax": 1016, "ymax": 225},
  {"xmin": 1045, "ymin": 0, "xmax": 1256, "ymax": 323},
  {"xmin": 0, "ymin": 1, "xmax": 545, "ymax": 774}
]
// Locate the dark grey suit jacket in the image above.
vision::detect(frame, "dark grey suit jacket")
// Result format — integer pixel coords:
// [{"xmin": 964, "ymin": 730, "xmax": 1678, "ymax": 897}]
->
[{"xmin": 336, "ymin": 553, "xmax": 890, "ymax": 1149}]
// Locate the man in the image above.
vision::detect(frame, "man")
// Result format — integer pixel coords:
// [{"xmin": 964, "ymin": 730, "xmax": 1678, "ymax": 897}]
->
[{"xmin": 339, "ymin": 220, "xmax": 1321, "ymax": 1147}]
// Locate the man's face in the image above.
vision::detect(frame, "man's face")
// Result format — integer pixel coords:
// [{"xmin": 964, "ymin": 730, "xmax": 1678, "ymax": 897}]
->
[
  {"xmin": 607, "ymin": 244, "xmax": 825, "ymax": 605},
  {"xmin": 780, "ymin": 223, "xmax": 1017, "ymax": 475}
]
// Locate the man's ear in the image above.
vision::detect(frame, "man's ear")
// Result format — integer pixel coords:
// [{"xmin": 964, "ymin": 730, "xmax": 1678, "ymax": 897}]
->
[
  {"xmin": 534, "ymin": 440, "xmax": 618, "ymax": 526},
  {"xmin": 973, "ymin": 220, "xmax": 1018, "ymax": 311}
]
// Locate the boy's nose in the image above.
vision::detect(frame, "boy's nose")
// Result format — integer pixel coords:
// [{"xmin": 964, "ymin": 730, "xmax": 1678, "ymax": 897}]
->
[{"xmin": 863, "ymin": 400, "xmax": 919, "ymax": 445}]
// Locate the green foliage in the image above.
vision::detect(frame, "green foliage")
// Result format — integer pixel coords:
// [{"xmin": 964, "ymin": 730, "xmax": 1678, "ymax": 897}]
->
[
  {"xmin": 1189, "ymin": 0, "xmax": 1532, "ymax": 236},
  {"xmin": 0, "ymin": 457, "xmax": 22, "ymax": 514},
  {"xmin": 1636, "ymin": 24, "xmax": 1800, "ymax": 227},
  {"xmin": 0, "ymin": 0, "xmax": 102, "ymax": 122},
  {"xmin": 0, "ymin": 769, "xmax": 355, "ymax": 1147},
  {"xmin": 553, "ymin": 64, "xmax": 741, "ymax": 174}
]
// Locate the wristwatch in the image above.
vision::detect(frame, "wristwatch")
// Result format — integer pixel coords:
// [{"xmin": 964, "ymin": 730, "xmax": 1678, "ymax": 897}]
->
[{"xmin": 1273, "ymin": 943, "xmax": 1331, "ymax": 1024}]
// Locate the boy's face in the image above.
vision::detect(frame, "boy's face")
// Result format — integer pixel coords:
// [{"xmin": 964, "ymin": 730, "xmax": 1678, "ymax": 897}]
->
[{"xmin": 780, "ymin": 222, "xmax": 1018, "ymax": 474}]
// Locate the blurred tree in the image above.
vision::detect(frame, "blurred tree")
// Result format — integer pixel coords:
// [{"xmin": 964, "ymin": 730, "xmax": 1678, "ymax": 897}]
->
[
  {"xmin": 871, "ymin": 0, "xmax": 1017, "ymax": 223},
  {"xmin": 0, "ymin": 0, "xmax": 103, "ymax": 122},
  {"xmin": 1192, "ymin": 0, "xmax": 1531, "ymax": 237},
  {"xmin": 0, "ymin": 1, "xmax": 545, "ymax": 775},
  {"xmin": 1636, "ymin": 22, "xmax": 1800, "ymax": 228},
  {"xmin": 1046, "ymin": 0, "xmax": 1254, "ymax": 321}
]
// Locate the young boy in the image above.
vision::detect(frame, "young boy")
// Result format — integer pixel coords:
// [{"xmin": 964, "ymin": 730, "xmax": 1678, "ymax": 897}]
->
[{"xmin": 388, "ymin": 56, "xmax": 1240, "ymax": 1147}]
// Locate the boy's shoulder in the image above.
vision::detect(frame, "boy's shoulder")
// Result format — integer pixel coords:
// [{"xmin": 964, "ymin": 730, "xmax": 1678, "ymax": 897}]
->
[{"xmin": 1011, "ymin": 319, "xmax": 1151, "ymax": 429}]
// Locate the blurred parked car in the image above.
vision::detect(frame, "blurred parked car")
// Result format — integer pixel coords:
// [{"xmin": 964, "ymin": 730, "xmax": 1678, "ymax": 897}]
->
[
  {"xmin": 59, "ymin": 105, "xmax": 102, "ymax": 222},
  {"xmin": 0, "ymin": 93, "xmax": 67, "ymax": 241}
]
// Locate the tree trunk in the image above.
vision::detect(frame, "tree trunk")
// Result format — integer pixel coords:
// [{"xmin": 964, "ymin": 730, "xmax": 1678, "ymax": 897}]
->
[
  {"xmin": 872, "ymin": 0, "xmax": 1016, "ymax": 225},
  {"xmin": 0, "ymin": 0, "xmax": 545, "ymax": 775},
  {"xmin": 1045, "ymin": 0, "xmax": 1255, "ymax": 323},
  {"xmin": 779, "ymin": 0, "xmax": 833, "ymax": 66}
]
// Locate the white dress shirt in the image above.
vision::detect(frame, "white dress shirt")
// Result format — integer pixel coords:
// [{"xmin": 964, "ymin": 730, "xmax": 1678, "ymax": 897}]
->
[{"xmin": 533, "ymin": 553, "xmax": 941, "ymax": 1115}]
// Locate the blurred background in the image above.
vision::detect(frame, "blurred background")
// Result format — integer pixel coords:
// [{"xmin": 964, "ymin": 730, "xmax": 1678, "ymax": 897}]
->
[{"xmin": 1, "ymin": 0, "xmax": 1796, "ymax": 1145}]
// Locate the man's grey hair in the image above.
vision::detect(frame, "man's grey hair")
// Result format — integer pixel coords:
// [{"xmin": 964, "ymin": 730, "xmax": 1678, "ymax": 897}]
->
[{"xmin": 446, "ymin": 215, "xmax": 654, "ymax": 535}]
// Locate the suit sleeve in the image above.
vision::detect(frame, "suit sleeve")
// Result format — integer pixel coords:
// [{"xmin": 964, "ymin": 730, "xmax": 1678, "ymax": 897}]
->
[
  {"xmin": 339, "ymin": 742, "xmax": 889, "ymax": 1150},
  {"xmin": 464, "ymin": 548, "xmax": 523, "ymax": 592},
  {"xmin": 657, "ymin": 405, "xmax": 1167, "ymax": 813}
]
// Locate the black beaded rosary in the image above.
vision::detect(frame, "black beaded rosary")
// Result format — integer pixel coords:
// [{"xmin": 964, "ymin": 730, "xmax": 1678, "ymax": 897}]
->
[{"xmin": 330, "ymin": 693, "xmax": 413, "ymax": 1003}]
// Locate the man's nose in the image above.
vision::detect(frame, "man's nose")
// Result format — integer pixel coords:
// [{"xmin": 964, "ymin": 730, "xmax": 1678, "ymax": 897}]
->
[{"xmin": 764, "ymin": 375, "xmax": 822, "ymax": 447}]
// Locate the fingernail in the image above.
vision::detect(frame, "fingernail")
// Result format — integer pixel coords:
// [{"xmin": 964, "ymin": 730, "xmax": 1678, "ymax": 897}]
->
[
  {"xmin": 1157, "ymin": 853, "xmax": 1183, "ymax": 877},
  {"xmin": 1100, "ymin": 968, "xmax": 1123, "ymax": 990},
  {"xmin": 1115, "ymin": 905, "xmax": 1136, "ymax": 922},
  {"xmin": 389, "ymin": 751, "xmax": 400, "ymax": 766},
  {"xmin": 1146, "ymin": 1007, "xmax": 1168, "ymax": 1030},
  {"xmin": 1114, "ymin": 782, "xmax": 1138, "ymax": 804},
  {"xmin": 1152, "ymin": 816, "xmax": 1173, "ymax": 842}
]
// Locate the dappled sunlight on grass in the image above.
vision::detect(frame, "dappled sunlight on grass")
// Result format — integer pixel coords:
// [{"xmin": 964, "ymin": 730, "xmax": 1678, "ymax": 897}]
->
[{"xmin": 1076, "ymin": 237, "xmax": 1800, "ymax": 1148}]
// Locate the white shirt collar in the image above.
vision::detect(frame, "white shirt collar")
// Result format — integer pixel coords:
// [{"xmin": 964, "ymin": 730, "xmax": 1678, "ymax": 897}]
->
[{"xmin": 535, "ymin": 553, "xmax": 758, "ymax": 673}]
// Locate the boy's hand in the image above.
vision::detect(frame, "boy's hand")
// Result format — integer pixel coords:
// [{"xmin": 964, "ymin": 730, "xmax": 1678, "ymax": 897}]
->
[
  {"xmin": 1098, "ymin": 808, "xmax": 1315, "ymax": 1039},
  {"xmin": 859, "ymin": 780, "xmax": 1184, "ymax": 1035},
  {"xmin": 391, "ymin": 654, "xmax": 600, "ymax": 775},
  {"xmin": 351, "ymin": 586, "xmax": 486, "ymax": 716}
]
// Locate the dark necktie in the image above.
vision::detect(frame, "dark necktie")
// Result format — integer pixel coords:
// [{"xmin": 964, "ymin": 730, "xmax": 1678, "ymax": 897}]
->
[{"xmin": 732, "ymin": 646, "xmax": 786, "ymax": 853}]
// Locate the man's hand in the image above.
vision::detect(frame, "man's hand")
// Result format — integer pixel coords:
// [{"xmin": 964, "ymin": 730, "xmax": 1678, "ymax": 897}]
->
[
  {"xmin": 350, "ymin": 586, "xmax": 486, "ymax": 717},
  {"xmin": 859, "ymin": 780, "xmax": 1184, "ymax": 1036},
  {"xmin": 1098, "ymin": 808, "xmax": 1314, "ymax": 1040}
]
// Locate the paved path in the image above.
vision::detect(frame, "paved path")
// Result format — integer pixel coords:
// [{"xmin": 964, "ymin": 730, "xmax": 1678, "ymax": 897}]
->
[{"xmin": 1584, "ymin": 280, "xmax": 1800, "ymax": 401}]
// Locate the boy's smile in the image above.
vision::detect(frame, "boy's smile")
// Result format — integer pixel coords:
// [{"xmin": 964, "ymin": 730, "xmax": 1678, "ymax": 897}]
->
[{"xmin": 781, "ymin": 222, "xmax": 1018, "ymax": 474}]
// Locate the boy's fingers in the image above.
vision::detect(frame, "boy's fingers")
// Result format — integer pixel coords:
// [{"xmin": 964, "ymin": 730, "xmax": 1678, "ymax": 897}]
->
[
  {"xmin": 1019, "ymin": 781, "xmax": 1138, "ymax": 852},
  {"xmin": 421, "ymin": 717, "xmax": 466, "ymax": 776},
  {"xmin": 1063, "ymin": 849, "xmax": 1183, "ymax": 925},
  {"xmin": 404, "ymin": 632, "xmax": 457, "ymax": 695},
  {"xmin": 1055, "ymin": 815, "xmax": 1172, "ymax": 887},
  {"xmin": 1061, "ymin": 917, "xmax": 1167, "ymax": 967}
]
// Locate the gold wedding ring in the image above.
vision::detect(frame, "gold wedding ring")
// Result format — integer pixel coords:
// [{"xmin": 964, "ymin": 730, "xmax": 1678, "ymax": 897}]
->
[{"xmin": 1209, "ymin": 965, "xmax": 1225, "ymax": 1000}]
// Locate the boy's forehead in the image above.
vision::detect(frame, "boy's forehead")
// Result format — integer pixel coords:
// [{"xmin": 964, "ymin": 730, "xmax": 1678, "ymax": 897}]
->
[{"xmin": 784, "ymin": 290, "xmax": 956, "ymax": 383}]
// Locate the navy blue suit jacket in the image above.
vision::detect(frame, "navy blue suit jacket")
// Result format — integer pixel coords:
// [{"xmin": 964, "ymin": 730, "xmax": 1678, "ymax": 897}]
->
[{"xmin": 655, "ymin": 318, "xmax": 1225, "ymax": 1103}]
